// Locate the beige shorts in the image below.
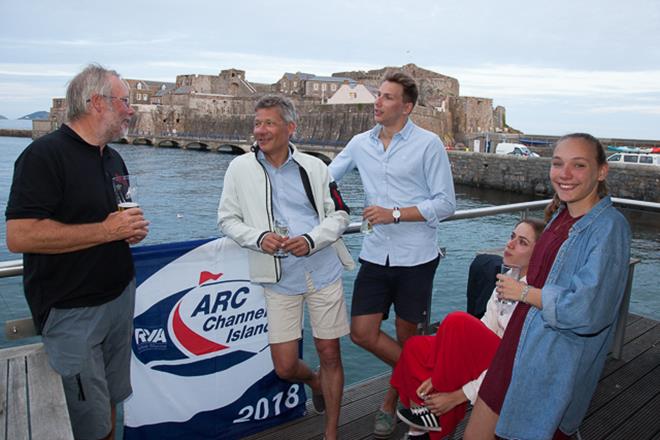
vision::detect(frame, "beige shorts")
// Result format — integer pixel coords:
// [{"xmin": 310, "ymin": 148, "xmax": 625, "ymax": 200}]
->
[{"xmin": 264, "ymin": 276, "xmax": 350, "ymax": 344}]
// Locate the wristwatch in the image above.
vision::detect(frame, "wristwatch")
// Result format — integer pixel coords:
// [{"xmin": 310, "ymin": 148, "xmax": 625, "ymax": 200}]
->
[
  {"xmin": 392, "ymin": 207, "xmax": 401, "ymax": 224},
  {"xmin": 520, "ymin": 284, "xmax": 531, "ymax": 303}
]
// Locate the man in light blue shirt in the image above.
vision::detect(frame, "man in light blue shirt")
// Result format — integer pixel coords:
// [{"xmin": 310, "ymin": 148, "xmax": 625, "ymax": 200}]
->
[
  {"xmin": 329, "ymin": 72, "xmax": 456, "ymax": 437},
  {"xmin": 219, "ymin": 96, "xmax": 354, "ymax": 440}
]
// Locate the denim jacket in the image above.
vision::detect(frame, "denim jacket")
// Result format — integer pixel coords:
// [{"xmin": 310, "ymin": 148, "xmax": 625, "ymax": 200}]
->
[{"xmin": 497, "ymin": 196, "xmax": 631, "ymax": 439}]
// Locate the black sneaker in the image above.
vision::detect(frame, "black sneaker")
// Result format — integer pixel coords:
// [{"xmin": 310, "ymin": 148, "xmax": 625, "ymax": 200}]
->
[{"xmin": 397, "ymin": 406, "xmax": 442, "ymax": 432}]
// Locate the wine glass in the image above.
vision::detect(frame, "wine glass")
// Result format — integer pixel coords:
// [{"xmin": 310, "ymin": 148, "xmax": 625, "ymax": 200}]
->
[{"xmin": 273, "ymin": 220, "xmax": 289, "ymax": 258}]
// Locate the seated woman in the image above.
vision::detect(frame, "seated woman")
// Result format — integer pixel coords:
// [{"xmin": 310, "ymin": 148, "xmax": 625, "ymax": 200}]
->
[
  {"xmin": 390, "ymin": 218, "xmax": 546, "ymax": 439},
  {"xmin": 464, "ymin": 133, "xmax": 631, "ymax": 440}
]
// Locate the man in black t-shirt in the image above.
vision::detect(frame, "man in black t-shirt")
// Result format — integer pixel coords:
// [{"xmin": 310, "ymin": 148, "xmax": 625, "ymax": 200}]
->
[{"xmin": 5, "ymin": 64, "xmax": 149, "ymax": 440}]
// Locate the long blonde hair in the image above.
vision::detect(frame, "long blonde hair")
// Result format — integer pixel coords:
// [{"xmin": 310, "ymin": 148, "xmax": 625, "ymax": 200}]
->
[{"xmin": 544, "ymin": 133, "xmax": 608, "ymax": 222}]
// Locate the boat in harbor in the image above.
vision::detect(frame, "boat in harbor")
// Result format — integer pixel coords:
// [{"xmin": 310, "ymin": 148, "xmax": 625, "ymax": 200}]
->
[{"xmin": 607, "ymin": 145, "xmax": 657, "ymax": 154}]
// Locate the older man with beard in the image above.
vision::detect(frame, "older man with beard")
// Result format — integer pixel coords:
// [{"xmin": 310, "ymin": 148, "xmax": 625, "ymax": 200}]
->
[{"xmin": 5, "ymin": 64, "xmax": 149, "ymax": 440}]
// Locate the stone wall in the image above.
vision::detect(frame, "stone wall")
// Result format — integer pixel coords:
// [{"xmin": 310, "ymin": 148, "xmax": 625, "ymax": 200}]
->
[
  {"xmin": 0, "ymin": 129, "xmax": 31, "ymax": 138},
  {"xmin": 31, "ymin": 119, "xmax": 58, "ymax": 140},
  {"xmin": 410, "ymin": 105, "xmax": 454, "ymax": 145},
  {"xmin": 450, "ymin": 96, "xmax": 495, "ymax": 137},
  {"xmin": 174, "ymin": 69, "xmax": 254, "ymax": 97},
  {"xmin": 447, "ymin": 151, "xmax": 660, "ymax": 202},
  {"xmin": 129, "ymin": 94, "xmax": 461, "ymax": 146},
  {"xmin": 130, "ymin": 98, "xmax": 377, "ymax": 143}
]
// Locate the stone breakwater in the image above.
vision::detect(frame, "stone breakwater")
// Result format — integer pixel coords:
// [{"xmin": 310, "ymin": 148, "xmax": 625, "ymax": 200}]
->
[
  {"xmin": 0, "ymin": 129, "xmax": 31, "ymax": 138},
  {"xmin": 448, "ymin": 151, "xmax": 660, "ymax": 203}
]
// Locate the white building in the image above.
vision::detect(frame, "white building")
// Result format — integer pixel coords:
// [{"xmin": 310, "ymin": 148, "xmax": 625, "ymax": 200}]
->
[{"xmin": 326, "ymin": 83, "xmax": 376, "ymax": 104}]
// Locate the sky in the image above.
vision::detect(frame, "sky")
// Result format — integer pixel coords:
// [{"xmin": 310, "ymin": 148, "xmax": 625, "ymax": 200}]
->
[{"xmin": 1, "ymin": 0, "xmax": 660, "ymax": 140}]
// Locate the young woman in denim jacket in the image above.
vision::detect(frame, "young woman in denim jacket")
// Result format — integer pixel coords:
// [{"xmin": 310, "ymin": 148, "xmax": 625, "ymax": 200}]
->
[{"xmin": 464, "ymin": 133, "xmax": 632, "ymax": 440}]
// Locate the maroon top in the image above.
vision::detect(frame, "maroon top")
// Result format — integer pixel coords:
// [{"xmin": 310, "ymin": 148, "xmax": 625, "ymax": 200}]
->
[{"xmin": 479, "ymin": 208, "xmax": 582, "ymax": 415}]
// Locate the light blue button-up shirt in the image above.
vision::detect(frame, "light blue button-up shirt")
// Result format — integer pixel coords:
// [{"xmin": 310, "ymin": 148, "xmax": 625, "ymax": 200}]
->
[
  {"xmin": 329, "ymin": 119, "xmax": 456, "ymax": 266},
  {"xmin": 258, "ymin": 150, "xmax": 343, "ymax": 295}
]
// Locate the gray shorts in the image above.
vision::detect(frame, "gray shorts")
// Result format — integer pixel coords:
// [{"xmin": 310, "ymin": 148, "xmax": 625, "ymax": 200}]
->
[{"xmin": 41, "ymin": 279, "xmax": 136, "ymax": 440}]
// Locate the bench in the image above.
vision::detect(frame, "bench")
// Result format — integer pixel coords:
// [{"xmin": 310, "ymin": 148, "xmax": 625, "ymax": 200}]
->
[{"xmin": 0, "ymin": 343, "xmax": 74, "ymax": 440}]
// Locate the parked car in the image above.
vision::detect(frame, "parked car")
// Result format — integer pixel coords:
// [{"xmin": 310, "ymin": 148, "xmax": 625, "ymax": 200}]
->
[
  {"xmin": 495, "ymin": 142, "xmax": 534, "ymax": 157},
  {"xmin": 607, "ymin": 153, "xmax": 660, "ymax": 166}
]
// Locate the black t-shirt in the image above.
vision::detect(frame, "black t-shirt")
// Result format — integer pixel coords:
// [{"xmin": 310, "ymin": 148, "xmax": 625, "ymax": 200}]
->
[{"xmin": 5, "ymin": 124, "xmax": 135, "ymax": 331}]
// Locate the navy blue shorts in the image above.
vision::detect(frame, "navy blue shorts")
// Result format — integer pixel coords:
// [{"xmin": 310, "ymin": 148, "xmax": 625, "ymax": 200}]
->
[{"xmin": 351, "ymin": 256, "xmax": 439, "ymax": 323}]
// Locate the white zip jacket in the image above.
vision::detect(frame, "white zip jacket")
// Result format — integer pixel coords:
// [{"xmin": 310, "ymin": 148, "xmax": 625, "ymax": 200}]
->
[{"xmin": 218, "ymin": 144, "xmax": 354, "ymax": 284}]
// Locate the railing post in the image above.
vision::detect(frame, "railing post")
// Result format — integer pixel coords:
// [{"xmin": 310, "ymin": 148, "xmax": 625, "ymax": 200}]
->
[{"xmin": 610, "ymin": 258, "xmax": 640, "ymax": 360}]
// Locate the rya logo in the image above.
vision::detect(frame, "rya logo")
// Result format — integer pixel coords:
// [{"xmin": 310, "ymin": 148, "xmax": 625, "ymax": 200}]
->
[{"xmin": 134, "ymin": 327, "xmax": 167, "ymax": 349}]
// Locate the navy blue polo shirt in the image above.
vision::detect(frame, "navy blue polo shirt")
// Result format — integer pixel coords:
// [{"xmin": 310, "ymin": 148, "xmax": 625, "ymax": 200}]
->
[{"xmin": 6, "ymin": 124, "xmax": 135, "ymax": 332}]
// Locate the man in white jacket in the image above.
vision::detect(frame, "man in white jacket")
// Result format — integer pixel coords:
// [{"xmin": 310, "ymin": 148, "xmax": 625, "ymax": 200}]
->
[{"xmin": 218, "ymin": 95, "xmax": 353, "ymax": 440}]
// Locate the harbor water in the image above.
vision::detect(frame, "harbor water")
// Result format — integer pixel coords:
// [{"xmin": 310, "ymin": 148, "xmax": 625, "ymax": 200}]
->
[{"xmin": 1, "ymin": 135, "xmax": 659, "ymax": 386}]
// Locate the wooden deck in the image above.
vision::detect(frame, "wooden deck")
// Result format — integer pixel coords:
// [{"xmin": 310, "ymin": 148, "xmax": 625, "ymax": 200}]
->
[
  {"xmin": 246, "ymin": 313, "xmax": 660, "ymax": 440},
  {"xmin": 0, "ymin": 343, "xmax": 74, "ymax": 440}
]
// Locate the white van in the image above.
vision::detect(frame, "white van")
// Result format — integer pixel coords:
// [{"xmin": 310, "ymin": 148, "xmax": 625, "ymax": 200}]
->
[
  {"xmin": 495, "ymin": 142, "xmax": 534, "ymax": 156},
  {"xmin": 607, "ymin": 153, "xmax": 660, "ymax": 166}
]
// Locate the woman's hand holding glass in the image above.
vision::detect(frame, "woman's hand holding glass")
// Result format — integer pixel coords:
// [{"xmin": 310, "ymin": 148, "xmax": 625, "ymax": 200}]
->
[{"xmin": 495, "ymin": 272, "xmax": 525, "ymax": 303}]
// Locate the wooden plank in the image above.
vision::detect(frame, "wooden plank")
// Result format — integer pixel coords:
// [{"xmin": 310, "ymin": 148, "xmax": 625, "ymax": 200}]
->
[
  {"xmin": 0, "ymin": 343, "xmax": 45, "ymax": 362},
  {"xmin": 333, "ymin": 412, "xmax": 408, "ymax": 440},
  {"xmin": 6, "ymin": 357, "xmax": 29, "ymax": 440},
  {"xmin": 27, "ymin": 351, "xmax": 74, "ymax": 440},
  {"xmin": 603, "ymin": 393, "xmax": 660, "ymax": 440},
  {"xmin": 579, "ymin": 364, "xmax": 660, "ymax": 440},
  {"xmin": 1, "ymin": 359, "xmax": 7, "ymax": 440},
  {"xmin": 588, "ymin": 342, "xmax": 660, "ymax": 416},
  {"xmin": 246, "ymin": 373, "xmax": 397, "ymax": 440},
  {"xmin": 4, "ymin": 318, "xmax": 37, "ymax": 340}
]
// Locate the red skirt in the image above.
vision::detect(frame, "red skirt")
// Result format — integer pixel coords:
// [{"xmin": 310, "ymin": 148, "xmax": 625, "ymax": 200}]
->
[{"xmin": 391, "ymin": 311, "xmax": 501, "ymax": 439}]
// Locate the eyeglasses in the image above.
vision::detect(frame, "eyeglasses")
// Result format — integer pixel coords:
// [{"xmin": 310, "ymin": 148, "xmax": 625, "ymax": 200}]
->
[{"xmin": 87, "ymin": 95, "xmax": 131, "ymax": 108}]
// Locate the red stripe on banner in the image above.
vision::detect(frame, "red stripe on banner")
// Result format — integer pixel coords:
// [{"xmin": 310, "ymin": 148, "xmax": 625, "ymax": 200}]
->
[
  {"xmin": 172, "ymin": 302, "xmax": 228, "ymax": 355},
  {"xmin": 199, "ymin": 271, "xmax": 223, "ymax": 285}
]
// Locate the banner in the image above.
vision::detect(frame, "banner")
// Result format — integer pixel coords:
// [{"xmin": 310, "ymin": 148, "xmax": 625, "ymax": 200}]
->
[{"xmin": 124, "ymin": 238, "xmax": 306, "ymax": 439}]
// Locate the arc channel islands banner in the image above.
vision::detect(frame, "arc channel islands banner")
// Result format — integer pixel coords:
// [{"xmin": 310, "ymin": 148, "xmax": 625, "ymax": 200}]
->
[{"xmin": 123, "ymin": 237, "xmax": 306, "ymax": 439}]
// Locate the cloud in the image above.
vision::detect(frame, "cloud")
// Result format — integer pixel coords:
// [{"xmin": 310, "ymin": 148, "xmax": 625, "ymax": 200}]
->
[
  {"xmin": 144, "ymin": 51, "xmax": 382, "ymax": 84},
  {"xmin": 588, "ymin": 105, "xmax": 660, "ymax": 115},
  {"xmin": 0, "ymin": 36, "xmax": 184, "ymax": 48},
  {"xmin": 0, "ymin": 81, "xmax": 64, "ymax": 102},
  {"xmin": 435, "ymin": 64, "xmax": 660, "ymax": 99},
  {"xmin": 0, "ymin": 63, "xmax": 77, "ymax": 77}
]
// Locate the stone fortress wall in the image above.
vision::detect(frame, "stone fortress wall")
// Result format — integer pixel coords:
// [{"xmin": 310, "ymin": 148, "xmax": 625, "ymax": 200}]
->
[
  {"xmin": 448, "ymin": 151, "xmax": 660, "ymax": 203},
  {"xmin": 121, "ymin": 63, "xmax": 509, "ymax": 146}
]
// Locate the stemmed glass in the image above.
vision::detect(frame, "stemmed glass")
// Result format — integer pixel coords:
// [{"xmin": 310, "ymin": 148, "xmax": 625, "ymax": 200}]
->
[{"xmin": 273, "ymin": 220, "xmax": 289, "ymax": 258}]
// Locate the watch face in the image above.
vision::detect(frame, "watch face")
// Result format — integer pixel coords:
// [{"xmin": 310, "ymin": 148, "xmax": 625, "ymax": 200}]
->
[{"xmin": 393, "ymin": 209, "xmax": 401, "ymax": 219}]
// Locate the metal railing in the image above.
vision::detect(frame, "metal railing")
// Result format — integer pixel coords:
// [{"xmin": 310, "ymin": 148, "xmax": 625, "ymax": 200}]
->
[{"xmin": 2, "ymin": 197, "xmax": 658, "ymax": 277}]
